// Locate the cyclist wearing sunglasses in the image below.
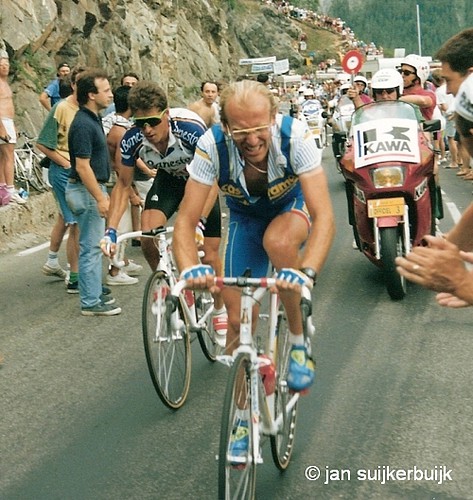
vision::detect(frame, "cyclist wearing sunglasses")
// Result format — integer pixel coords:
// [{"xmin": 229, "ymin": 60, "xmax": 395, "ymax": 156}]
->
[
  {"xmin": 173, "ymin": 79, "xmax": 335, "ymax": 394},
  {"xmin": 103, "ymin": 81, "xmax": 227, "ymax": 335}
]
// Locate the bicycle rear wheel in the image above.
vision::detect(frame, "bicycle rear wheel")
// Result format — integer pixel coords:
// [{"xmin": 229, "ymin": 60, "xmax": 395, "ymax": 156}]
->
[
  {"xmin": 218, "ymin": 353, "xmax": 256, "ymax": 500},
  {"xmin": 270, "ymin": 309, "xmax": 299, "ymax": 470},
  {"xmin": 194, "ymin": 289, "xmax": 220, "ymax": 361},
  {"xmin": 142, "ymin": 271, "xmax": 191, "ymax": 410}
]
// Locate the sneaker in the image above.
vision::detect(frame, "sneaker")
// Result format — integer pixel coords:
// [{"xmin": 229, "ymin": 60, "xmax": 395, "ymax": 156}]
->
[
  {"xmin": 9, "ymin": 191, "xmax": 27, "ymax": 205},
  {"xmin": 102, "ymin": 285, "xmax": 112, "ymax": 296},
  {"xmin": 101, "ymin": 294, "xmax": 116, "ymax": 305},
  {"xmin": 122, "ymin": 260, "xmax": 143, "ymax": 276},
  {"xmin": 229, "ymin": 419, "xmax": 249, "ymax": 466},
  {"xmin": 42, "ymin": 263, "xmax": 67, "ymax": 279},
  {"xmin": 287, "ymin": 345, "xmax": 315, "ymax": 392},
  {"xmin": 81, "ymin": 302, "xmax": 122, "ymax": 316},
  {"xmin": 106, "ymin": 271, "xmax": 139, "ymax": 286},
  {"xmin": 66, "ymin": 281, "xmax": 79, "ymax": 294},
  {"xmin": 212, "ymin": 312, "xmax": 228, "ymax": 348}
]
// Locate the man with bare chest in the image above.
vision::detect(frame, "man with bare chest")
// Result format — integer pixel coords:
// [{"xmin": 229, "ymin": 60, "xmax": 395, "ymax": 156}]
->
[
  {"xmin": 0, "ymin": 51, "xmax": 25, "ymax": 205},
  {"xmin": 188, "ymin": 81, "xmax": 220, "ymax": 127}
]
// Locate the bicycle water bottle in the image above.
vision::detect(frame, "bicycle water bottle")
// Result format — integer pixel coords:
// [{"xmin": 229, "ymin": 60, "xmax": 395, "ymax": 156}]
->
[
  {"xmin": 184, "ymin": 289, "xmax": 194, "ymax": 307},
  {"xmin": 259, "ymin": 354, "xmax": 276, "ymax": 395}
]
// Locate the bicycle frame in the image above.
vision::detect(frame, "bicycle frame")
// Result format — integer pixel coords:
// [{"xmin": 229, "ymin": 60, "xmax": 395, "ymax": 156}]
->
[
  {"xmin": 170, "ymin": 277, "xmax": 310, "ymax": 462},
  {"xmin": 115, "ymin": 228, "xmax": 214, "ymax": 334}
]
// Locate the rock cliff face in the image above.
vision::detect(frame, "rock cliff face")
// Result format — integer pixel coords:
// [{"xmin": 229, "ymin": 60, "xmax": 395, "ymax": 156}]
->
[{"xmin": 1, "ymin": 0, "xmax": 304, "ymax": 135}]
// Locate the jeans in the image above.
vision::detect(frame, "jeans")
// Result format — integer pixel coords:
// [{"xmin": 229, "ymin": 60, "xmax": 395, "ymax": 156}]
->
[
  {"xmin": 66, "ymin": 182, "xmax": 106, "ymax": 309},
  {"xmin": 48, "ymin": 162, "xmax": 76, "ymax": 224}
]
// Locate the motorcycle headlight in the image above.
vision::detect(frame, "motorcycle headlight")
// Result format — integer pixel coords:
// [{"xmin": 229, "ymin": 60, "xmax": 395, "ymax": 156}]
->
[{"xmin": 371, "ymin": 166, "xmax": 405, "ymax": 188}]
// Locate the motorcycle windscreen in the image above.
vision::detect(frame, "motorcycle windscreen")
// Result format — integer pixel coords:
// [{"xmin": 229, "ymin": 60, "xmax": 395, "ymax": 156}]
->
[{"xmin": 352, "ymin": 117, "xmax": 421, "ymax": 169}]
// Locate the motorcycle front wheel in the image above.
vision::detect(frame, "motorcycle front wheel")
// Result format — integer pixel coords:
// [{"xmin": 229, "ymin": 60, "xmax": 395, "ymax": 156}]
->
[{"xmin": 380, "ymin": 226, "xmax": 407, "ymax": 300}]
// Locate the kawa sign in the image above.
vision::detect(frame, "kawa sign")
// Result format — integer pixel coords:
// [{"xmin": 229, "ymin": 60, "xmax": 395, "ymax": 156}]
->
[{"xmin": 353, "ymin": 118, "xmax": 420, "ymax": 168}]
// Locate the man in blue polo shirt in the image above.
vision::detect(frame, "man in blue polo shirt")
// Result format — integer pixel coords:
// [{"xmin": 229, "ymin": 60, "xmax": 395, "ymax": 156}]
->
[
  {"xmin": 66, "ymin": 69, "xmax": 121, "ymax": 316},
  {"xmin": 39, "ymin": 62, "xmax": 71, "ymax": 111}
]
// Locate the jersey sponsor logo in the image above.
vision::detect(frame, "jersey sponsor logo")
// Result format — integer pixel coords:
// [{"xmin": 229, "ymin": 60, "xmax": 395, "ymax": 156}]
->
[
  {"xmin": 220, "ymin": 183, "xmax": 246, "ymax": 199},
  {"xmin": 268, "ymin": 175, "xmax": 298, "ymax": 200}
]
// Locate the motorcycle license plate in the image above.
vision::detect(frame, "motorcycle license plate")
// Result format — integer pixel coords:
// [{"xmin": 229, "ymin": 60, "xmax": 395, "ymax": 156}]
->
[{"xmin": 367, "ymin": 197, "xmax": 404, "ymax": 218}]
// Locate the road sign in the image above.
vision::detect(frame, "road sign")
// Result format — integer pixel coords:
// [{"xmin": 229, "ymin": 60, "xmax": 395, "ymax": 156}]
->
[{"xmin": 342, "ymin": 50, "xmax": 363, "ymax": 74}]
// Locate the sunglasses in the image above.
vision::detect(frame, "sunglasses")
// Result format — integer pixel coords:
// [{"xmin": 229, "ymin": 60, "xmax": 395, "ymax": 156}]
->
[
  {"xmin": 133, "ymin": 109, "xmax": 167, "ymax": 128},
  {"xmin": 229, "ymin": 124, "xmax": 271, "ymax": 140},
  {"xmin": 373, "ymin": 88, "xmax": 397, "ymax": 95},
  {"xmin": 398, "ymin": 69, "xmax": 416, "ymax": 77}
]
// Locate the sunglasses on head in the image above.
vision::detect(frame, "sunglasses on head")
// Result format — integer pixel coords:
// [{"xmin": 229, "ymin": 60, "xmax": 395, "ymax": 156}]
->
[
  {"xmin": 133, "ymin": 109, "xmax": 167, "ymax": 128},
  {"xmin": 398, "ymin": 69, "xmax": 416, "ymax": 77},
  {"xmin": 373, "ymin": 88, "xmax": 397, "ymax": 95}
]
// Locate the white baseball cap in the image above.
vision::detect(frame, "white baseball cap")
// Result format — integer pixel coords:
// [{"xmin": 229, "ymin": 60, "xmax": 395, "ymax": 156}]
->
[
  {"xmin": 0, "ymin": 49, "xmax": 8, "ymax": 59},
  {"xmin": 455, "ymin": 73, "xmax": 473, "ymax": 122}
]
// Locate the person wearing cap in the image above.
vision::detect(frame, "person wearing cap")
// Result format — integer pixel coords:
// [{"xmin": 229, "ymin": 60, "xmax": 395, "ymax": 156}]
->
[
  {"xmin": 39, "ymin": 62, "xmax": 71, "ymax": 111},
  {"xmin": 395, "ymin": 74, "xmax": 473, "ymax": 307}
]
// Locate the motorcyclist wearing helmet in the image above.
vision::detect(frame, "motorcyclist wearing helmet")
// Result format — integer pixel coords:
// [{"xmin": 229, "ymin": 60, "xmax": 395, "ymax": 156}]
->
[
  {"xmin": 347, "ymin": 74, "xmax": 373, "ymax": 108},
  {"xmin": 398, "ymin": 54, "xmax": 437, "ymax": 120}
]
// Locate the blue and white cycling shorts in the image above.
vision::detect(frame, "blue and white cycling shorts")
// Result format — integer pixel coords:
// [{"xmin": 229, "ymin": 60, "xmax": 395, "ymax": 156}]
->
[{"xmin": 223, "ymin": 194, "xmax": 310, "ymax": 278}]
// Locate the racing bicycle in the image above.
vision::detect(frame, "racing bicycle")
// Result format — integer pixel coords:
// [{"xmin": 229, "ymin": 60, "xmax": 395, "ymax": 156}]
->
[
  {"xmin": 113, "ymin": 227, "xmax": 222, "ymax": 410},
  {"xmin": 166, "ymin": 275, "xmax": 315, "ymax": 498},
  {"xmin": 14, "ymin": 132, "xmax": 50, "ymax": 193}
]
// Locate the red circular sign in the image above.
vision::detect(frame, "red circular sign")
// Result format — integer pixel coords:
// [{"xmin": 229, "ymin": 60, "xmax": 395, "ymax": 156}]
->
[{"xmin": 342, "ymin": 50, "xmax": 363, "ymax": 74}]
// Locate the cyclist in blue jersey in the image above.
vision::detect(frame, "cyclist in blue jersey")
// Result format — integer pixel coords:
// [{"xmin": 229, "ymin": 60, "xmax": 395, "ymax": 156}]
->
[
  {"xmin": 173, "ymin": 80, "xmax": 335, "ymax": 393},
  {"xmin": 102, "ymin": 81, "xmax": 227, "ymax": 337}
]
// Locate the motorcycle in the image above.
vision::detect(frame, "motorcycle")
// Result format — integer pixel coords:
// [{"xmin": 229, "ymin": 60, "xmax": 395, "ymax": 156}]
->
[
  {"xmin": 328, "ymin": 94, "xmax": 355, "ymax": 171},
  {"xmin": 300, "ymin": 100, "xmax": 327, "ymax": 150},
  {"xmin": 340, "ymin": 100, "xmax": 440, "ymax": 300}
]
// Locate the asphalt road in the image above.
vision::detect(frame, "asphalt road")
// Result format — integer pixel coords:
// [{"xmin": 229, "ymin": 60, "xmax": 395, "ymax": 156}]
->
[{"xmin": 1, "ymin": 145, "xmax": 473, "ymax": 500}]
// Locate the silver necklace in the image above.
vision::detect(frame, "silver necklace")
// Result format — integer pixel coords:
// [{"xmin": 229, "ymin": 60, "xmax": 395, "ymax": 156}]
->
[{"xmin": 245, "ymin": 159, "xmax": 267, "ymax": 174}]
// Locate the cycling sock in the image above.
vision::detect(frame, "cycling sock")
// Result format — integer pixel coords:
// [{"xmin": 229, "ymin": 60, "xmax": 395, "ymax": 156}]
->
[
  {"xmin": 213, "ymin": 306, "xmax": 226, "ymax": 316},
  {"xmin": 69, "ymin": 271, "xmax": 79, "ymax": 284},
  {"xmin": 47, "ymin": 251, "xmax": 59, "ymax": 266},
  {"xmin": 289, "ymin": 332, "xmax": 304, "ymax": 346}
]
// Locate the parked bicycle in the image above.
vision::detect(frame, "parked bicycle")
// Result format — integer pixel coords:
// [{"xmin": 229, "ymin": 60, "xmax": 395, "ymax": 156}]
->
[
  {"xmin": 113, "ymin": 227, "xmax": 221, "ymax": 410},
  {"xmin": 166, "ymin": 275, "xmax": 315, "ymax": 498},
  {"xmin": 14, "ymin": 132, "xmax": 50, "ymax": 193}
]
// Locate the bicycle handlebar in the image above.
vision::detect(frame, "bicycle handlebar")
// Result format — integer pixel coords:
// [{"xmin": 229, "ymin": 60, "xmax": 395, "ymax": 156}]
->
[{"xmin": 115, "ymin": 226, "xmax": 173, "ymax": 245}]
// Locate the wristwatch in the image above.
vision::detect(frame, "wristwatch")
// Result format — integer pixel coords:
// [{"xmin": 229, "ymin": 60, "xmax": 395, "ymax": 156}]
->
[{"xmin": 300, "ymin": 267, "xmax": 317, "ymax": 283}]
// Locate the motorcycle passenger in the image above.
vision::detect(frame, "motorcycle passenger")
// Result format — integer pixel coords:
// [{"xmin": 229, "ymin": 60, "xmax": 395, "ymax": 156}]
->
[
  {"xmin": 398, "ymin": 54, "xmax": 437, "ymax": 121},
  {"xmin": 398, "ymin": 55, "xmax": 442, "ymax": 219}
]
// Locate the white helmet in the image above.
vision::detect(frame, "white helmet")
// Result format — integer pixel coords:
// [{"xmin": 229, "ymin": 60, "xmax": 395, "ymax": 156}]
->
[
  {"xmin": 401, "ymin": 54, "xmax": 430, "ymax": 86},
  {"xmin": 340, "ymin": 83, "xmax": 351, "ymax": 94},
  {"xmin": 303, "ymin": 88, "xmax": 314, "ymax": 97},
  {"xmin": 371, "ymin": 68, "xmax": 403, "ymax": 97},
  {"xmin": 353, "ymin": 75, "xmax": 368, "ymax": 88}
]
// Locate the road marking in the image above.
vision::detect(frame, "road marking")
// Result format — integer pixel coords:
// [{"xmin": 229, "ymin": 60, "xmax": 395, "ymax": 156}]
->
[
  {"xmin": 445, "ymin": 201, "xmax": 462, "ymax": 224},
  {"xmin": 17, "ymin": 234, "xmax": 69, "ymax": 256}
]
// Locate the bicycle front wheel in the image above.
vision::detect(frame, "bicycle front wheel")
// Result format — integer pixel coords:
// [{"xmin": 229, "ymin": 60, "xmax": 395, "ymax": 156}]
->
[
  {"xmin": 270, "ymin": 309, "xmax": 299, "ymax": 470},
  {"xmin": 218, "ymin": 353, "xmax": 256, "ymax": 500},
  {"xmin": 194, "ymin": 289, "xmax": 220, "ymax": 361},
  {"xmin": 142, "ymin": 271, "xmax": 191, "ymax": 410}
]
